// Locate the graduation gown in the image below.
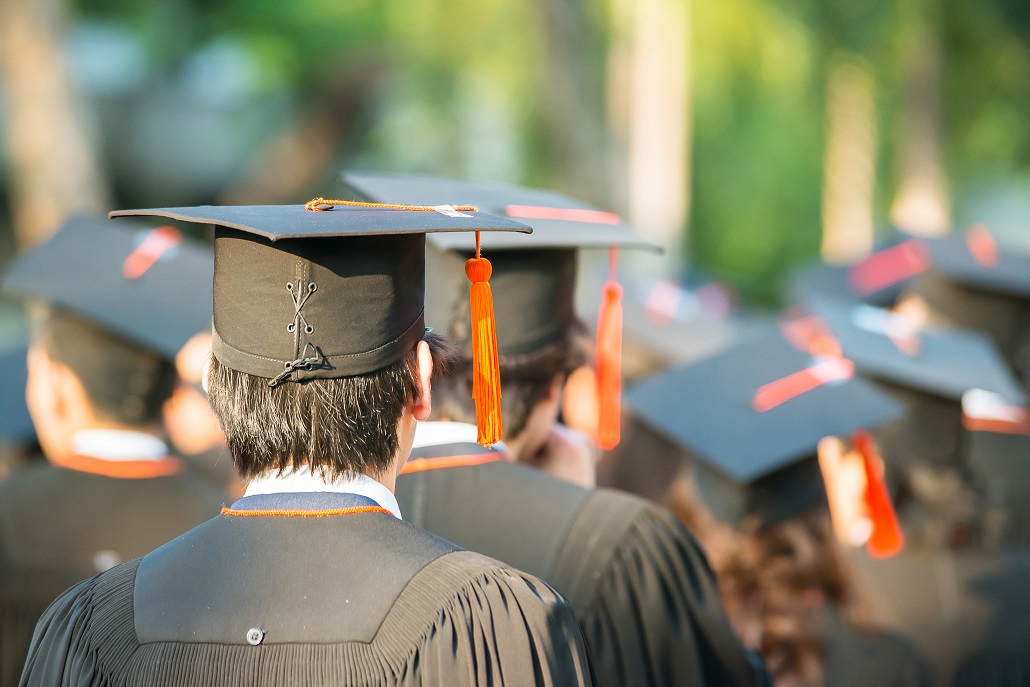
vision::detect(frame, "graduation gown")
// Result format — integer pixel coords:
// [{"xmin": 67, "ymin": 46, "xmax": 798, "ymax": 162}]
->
[
  {"xmin": 397, "ymin": 439, "xmax": 767, "ymax": 687},
  {"xmin": 819, "ymin": 607, "xmax": 932, "ymax": 687},
  {"xmin": 0, "ymin": 457, "xmax": 223, "ymax": 687},
  {"xmin": 20, "ymin": 491, "xmax": 594, "ymax": 687},
  {"xmin": 847, "ymin": 543, "xmax": 1030, "ymax": 687}
]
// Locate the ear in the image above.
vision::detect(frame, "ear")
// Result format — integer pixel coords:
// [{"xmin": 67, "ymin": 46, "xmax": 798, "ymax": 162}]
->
[{"xmin": 411, "ymin": 340, "xmax": 434, "ymax": 422}]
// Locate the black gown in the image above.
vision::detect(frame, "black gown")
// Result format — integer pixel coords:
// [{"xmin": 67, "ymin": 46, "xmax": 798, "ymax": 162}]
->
[
  {"xmin": 847, "ymin": 542, "xmax": 1030, "ymax": 687},
  {"xmin": 20, "ymin": 491, "xmax": 595, "ymax": 687},
  {"xmin": 397, "ymin": 441, "xmax": 767, "ymax": 687},
  {"xmin": 819, "ymin": 607, "xmax": 932, "ymax": 687},
  {"xmin": 0, "ymin": 458, "xmax": 223, "ymax": 687}
]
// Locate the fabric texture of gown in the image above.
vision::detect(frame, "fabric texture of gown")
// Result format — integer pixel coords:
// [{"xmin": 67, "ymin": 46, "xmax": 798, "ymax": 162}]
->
[
  {"xmin": 397, "ymin": 425, "xmax": 768, "ymax": 687},
  {"xmin": 0, "ymin": 450, "xmax": 223, "ymax": 687},
  {"xmin": 19, "ymin": 490, "xmax": 595, "ymax": 687}
]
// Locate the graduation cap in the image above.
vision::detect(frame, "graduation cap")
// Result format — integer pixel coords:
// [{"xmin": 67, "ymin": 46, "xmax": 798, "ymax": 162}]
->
[
  {"xmin": 111, "ymin": 200, "xmax": 531, "ymax": 445},
  {"xmin": 625, "ymin": 327, "xmax": 904, "ymax": 528},
  {"xmin": 908, "ymin": 226, "xmax": 1030, "ymax": 386},
  {"xmin": 798, "ymin": 296, "xmax": 1027, "ymax": 475},
  {"xmin": 1, "ymin": 215, "xmax": 214, "ymax": 359},
  {"xmin": 801, "ymin": 296, "xmax": 1027, "ymax": 405},
  {"xmin": 341, "ymin": 172, "xmax": 659, "ymax": 449},
  {"xmin": 788, "ymin": 233, "xmax": 930, "ymax": 307}
]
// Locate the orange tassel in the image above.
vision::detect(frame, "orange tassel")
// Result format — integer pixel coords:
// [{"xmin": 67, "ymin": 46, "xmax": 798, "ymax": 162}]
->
[
  {"xmin": 595, "ymin": 248, "xmax": 623, "ymax": 450},
  {"xmin": 466, "ymin": 232, "xmax": 503, "ymax": 445},
  {"xmin": 854, "ymin": 431, "xmax": 904, "ymax": 558}
]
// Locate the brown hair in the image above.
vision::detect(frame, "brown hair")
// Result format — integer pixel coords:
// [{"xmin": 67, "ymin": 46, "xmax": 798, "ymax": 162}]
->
[
  {"xmin": 431, "ymin": 327, "xmax": 587, "ymax": 438},
  {"xmin": 662, "ymin": 463, "xmax": 861, "ymax": 687},
  {"xmin": 37, "ymin": 309, "xmax": 176, "ymax": 427},
  {"xmin": 206, "ymin": 331, "xmax": 455, "ymax": 480}
]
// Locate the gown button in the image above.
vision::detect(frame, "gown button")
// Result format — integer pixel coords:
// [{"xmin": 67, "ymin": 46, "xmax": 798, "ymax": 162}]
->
[{"xmin": 246, "ymin": 628, "xmax": 265, "ymax": 646}]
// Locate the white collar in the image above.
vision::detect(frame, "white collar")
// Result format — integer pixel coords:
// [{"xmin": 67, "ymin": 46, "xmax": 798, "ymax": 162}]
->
[
  {"xmin": 245, "ymin": 466, "xmax": 402, "ymax": 519},
  {"xmin": 71, "ymin": 429, "xmax": 169, "ymax": 462},
  {"xmin": 412, "ymin": 421, "xmax": 509, "ymax": 453}
]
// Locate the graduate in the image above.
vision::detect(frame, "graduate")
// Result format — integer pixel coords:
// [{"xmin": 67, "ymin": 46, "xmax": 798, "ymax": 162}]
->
[
  {"xmin": 626, "ymin": 326, "xmax": 931, "ymax": 687},
  {"xmin": 342, "ymin": 173, "xmax": 769, "ymax": 687},
  {"xmin": 20, "ymin": 201, "xmax": 594, "ymax": 686},
  {"xmin": 902, "ymin": 226, "xmax": 1030, "ymax": 389},
  {"xmin": 797, "ymin": 296, "xmax": 1030, "ymax": 687},
  {"xmin": 0, "ymin": 217, "xmax": 224, "ymax": 687}
]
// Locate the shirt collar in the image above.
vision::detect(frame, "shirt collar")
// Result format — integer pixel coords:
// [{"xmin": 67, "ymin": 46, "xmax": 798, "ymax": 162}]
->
[
  {"xmin": 70, "ymin": 429, "xmax": 169, "ymax": 462},
  {"xmin": 245, "ymin": 466, "xmax": 402, "ymax": 519},
  {"xmin": 412, "ymin": 421, "xmax": 510, "ymax": 454}
]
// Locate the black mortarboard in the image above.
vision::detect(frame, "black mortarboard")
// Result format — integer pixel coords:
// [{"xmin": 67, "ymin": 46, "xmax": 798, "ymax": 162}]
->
[
  {"xmin": 1, "ymin": 215, "xmax": 213, "ymax": 359},
  {"xmin": 803, "ymin": 296, "xmax": 1027, "ymax": 405},
  {"xmin": 341, "ymin": 172, "xmax": 658, "ymax": 352},
  {"xmin": 788, "ymin": 233, "xmax": 930, "ymax": 307},
  {"xmin": 109, "ymin": 203, "xmax": 530, "ymax": 386},
  {"xmin": 907, "ymin": 228, "xmax": 1030, "ymax": 387},
  {"xmin": 341, "ymin": 173, "xmax": 658, "ymax": 448},
  {"xmin": 340, "ymin": 172, "xmax": 658, "ymax": 252},
  {"xmin": 625, "ymin": 327, "xmax": 904, "ymax": 525},
  {"xmin": 923, "ymin": 227, "xmax": 1030, "ymax": 299}
]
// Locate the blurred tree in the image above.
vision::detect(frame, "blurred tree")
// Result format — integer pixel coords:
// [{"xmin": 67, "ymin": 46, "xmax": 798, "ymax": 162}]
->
[{"xmin": 0, "ymin": 0, "xmax": 111, "ymax": 248}]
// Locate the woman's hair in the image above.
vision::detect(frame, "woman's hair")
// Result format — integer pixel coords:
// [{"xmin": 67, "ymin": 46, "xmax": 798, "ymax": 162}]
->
[
  {"xmin": 206, "ymin": 331, "xmax": 455, "ymax": 480},
  {"xmin": 663, "ymin": 463, "xmax": 862, "ymax": 687}
]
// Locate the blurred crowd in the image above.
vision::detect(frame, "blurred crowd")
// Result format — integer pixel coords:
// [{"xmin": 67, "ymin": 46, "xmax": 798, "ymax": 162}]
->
[{"xmin": 0, "ymin": 172, "xmax": 1026, "ymax": 686}]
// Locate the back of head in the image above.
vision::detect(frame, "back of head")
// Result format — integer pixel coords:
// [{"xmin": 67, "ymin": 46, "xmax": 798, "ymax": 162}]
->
[
  {"xmin": 205, "ymin": 331, "xmax": 453, "ymax": 481},
  {"xmin": 718, "ymin": 513, "xmax": 854, "ymax": 687},
  {"xmin": 36, "ymin": 309, "xmax": 175, "ymax": 428},
  {"xmin": 427, "ymin": 245, "xmax": 587, "ymax": 438}
]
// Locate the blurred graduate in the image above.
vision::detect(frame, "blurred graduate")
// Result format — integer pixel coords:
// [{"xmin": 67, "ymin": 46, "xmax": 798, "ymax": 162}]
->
[
  {"xmin": 20, "ymin": 202, "xmax": 594, "ymax": 686},
  {"xmin": 0, "ymin": 217, "xmax": 225, "ymax": 686},
  {"xmin": 343, "ymin": 173, "xmax": 769, "ymax": 687}
]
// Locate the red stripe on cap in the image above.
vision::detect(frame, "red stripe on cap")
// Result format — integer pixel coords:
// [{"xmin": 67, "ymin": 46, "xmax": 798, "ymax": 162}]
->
[
  {"xmin": 504, "ymin": 205, "xmax": 621, "ymax": 225},
  {"xmin": 965, "ymin": 224, "xmax": 999, "ymax": 268},
  {"xmin": 123, "ymin": 226, "xmax": 182, "ymax": 279},
  {"xmin": 752, "ymin": 357, "xmax": 855, "ymax": 413},
  {"xmin": 847, "ymin": 239, "xmax": 931, "ymax": 295}
]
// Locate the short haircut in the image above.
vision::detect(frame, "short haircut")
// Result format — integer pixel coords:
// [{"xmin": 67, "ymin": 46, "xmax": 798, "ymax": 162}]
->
[
  {"xmin": 36, "ymin": 309, "xmax": 175, "ymax": 427},
  {"xmin": 206, "ymin": 331, "xmax": 455, "ymax": 480},
  {"xmin": 432, "ymin": 322, "xmax": 588, "ymax": 438}
]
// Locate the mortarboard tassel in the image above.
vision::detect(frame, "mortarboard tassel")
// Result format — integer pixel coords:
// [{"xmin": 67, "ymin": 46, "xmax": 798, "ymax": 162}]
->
[
  {"xmin": 466, "ymin": 231, "xmax": 503, "ymax": 445},
  {"xmin": 853, "ymin": 430, "xmax": 904, "ymax": 559},
  {"xmin": 595, "ymin": 248, "xmax": 623, "ymax": 450}
]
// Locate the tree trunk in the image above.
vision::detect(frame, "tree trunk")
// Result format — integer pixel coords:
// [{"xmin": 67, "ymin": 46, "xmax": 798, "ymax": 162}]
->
[
  {"xmin": 0, "ymin": 0, "xmax": 111, "ymax": 249},
  {"xmin": 821, "ymin": 54, "xmax": 878, "ymax": 264},
  {"xmin": 890, "ymin": 2, "xmax": 948, "ymax": 236},
  {"xmin": 608, "ymin": 0, "xmax": 690, "ymax": 274}
]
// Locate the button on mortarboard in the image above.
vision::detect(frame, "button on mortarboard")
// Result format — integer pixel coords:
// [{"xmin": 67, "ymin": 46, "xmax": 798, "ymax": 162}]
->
[
  {"xmin": 109, "ymin": 203, "xmax": 530, "ymax": 390},
  {"xmin": 1, "ymin": 215, "xmax": 214, "ymax": 359},
  {"xmin": 625, "ymin": 327, "xmax": 904, "ymax": 526}
]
